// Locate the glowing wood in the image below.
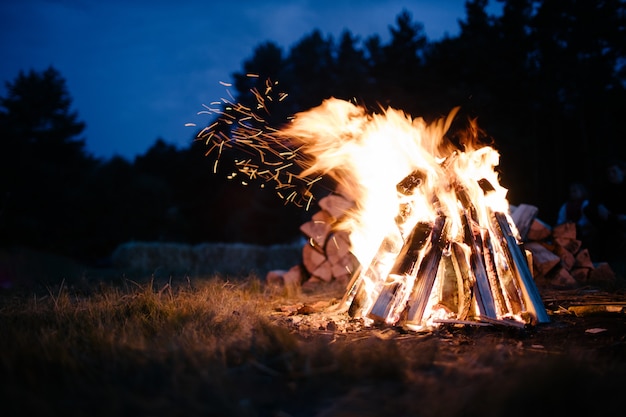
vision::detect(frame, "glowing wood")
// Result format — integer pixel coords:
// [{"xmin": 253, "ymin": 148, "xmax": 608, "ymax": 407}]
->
[{"xmin": 367, "ymin": 221, "xmax": 432, "ymax": 323}]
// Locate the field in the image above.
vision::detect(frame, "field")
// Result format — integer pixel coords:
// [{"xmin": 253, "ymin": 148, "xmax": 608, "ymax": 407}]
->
[{"xmin": 1, "ymin": 252, "xmax": 626, "ymax": 417}]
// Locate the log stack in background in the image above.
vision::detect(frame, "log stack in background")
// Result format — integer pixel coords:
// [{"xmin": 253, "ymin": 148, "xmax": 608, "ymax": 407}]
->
[
  {"xmin": 298, "ymin": 193, "xmax": 360, "ymax": 286},
  {"xmin": 511, "ymin": 204, "xmax": 615, "ymax": 289}
]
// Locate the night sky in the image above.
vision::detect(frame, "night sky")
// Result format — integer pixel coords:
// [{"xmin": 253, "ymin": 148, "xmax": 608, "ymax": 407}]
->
[{"xmin": 0, "ymin": 0, "xmax": 502, "ymax": 160}]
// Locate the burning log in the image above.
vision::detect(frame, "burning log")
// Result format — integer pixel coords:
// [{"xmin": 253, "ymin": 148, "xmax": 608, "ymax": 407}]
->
[
  {"xmin": 342, "ymin": 169, "xmax": 427, "ymax": 316},
  {"xmin": 332, "ymin": 172, "xmax": 552, "ymax": 329},
  {"xmin": 448, "ymin": 242, "xmax": 473, "ymax": 320},
  {"xmin": 340, "ymin": 183, "xmax": 552, "ymax": 328},
  {"xmin": 345, "ymin": 230, "xmax": 404, "ymax": 317},
  {"xmin": 367, "ymin": 220, "xmax": 433, "ymax": 323},
  {"xmin": 491, "ymin": 211, "xmax": 550, "ymax": 324},
  {"xmin": 455, "ymin": 187, "xmax": 498, "ymax": 320},
  {"xmin": 404, "ymin": 215, "xmax": 448, "ymax": 327}
]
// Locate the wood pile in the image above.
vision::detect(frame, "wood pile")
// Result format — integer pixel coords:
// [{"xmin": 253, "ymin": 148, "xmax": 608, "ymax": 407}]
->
[
  {"xmin": 266, "ymin": 192, "xmax": 359, "ymax": 293},
  {"xmin": 268, "ymin": 201, "xmax": 616, "ymax": 294},
  {"xmin": 511, "ymin": 204, "xmax": 616, "ymax": 289},
  {"xmin": 298, "ymin": 193, "xmax": 360, "ymax": 286}
]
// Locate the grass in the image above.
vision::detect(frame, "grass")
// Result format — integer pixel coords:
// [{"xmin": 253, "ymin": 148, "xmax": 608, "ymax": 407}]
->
[
  {"xmin": 0, "ymin": 275, "xmax": 306, "ymax": 416},
  {"xmin": 1, "ymin": 272, "xmax": 626, "ymax": 417}
]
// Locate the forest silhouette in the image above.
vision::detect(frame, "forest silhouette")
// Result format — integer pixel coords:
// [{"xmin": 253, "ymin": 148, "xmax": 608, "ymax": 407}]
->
[{"xmin": 1, "ymin": 0, "xmax": 625, "ymax": 267}]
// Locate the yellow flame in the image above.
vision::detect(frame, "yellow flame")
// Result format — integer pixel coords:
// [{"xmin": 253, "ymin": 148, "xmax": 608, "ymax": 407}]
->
[{"xmin": 276, "ymin": 98, "xmax": 509, "ymax": 268}]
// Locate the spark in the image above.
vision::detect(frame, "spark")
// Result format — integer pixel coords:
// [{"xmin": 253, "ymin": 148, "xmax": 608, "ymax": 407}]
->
[{"xmin": 194, "ymin": 78, "xmax": 331, "ymax": 209}]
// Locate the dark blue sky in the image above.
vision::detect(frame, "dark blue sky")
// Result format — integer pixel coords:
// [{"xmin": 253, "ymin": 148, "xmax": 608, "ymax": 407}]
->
[{"xmin": 1, "ymin": 0, "xmax": 501, "ymax": 161}]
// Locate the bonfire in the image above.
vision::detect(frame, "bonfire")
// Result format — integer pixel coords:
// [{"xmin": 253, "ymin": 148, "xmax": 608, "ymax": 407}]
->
[{"xmin": 192, "ymin": 77, "xmax": 550, "ymax": 331}]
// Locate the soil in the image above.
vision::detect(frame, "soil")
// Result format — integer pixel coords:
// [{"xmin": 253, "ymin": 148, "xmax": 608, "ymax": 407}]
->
[{"xmin": 264, "ymin": 282, "xmax": 626, "ymax": 417}]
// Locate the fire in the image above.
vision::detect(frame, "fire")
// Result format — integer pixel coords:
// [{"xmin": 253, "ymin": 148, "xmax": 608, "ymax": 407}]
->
[{"xmin": 196, "ymin": 79, "xmax": 550, "ymax": 331}]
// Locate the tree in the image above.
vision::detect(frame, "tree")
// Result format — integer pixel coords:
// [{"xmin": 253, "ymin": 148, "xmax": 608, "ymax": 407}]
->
[
  {"xmin": 0, "ymin": 67, "xmax": 96, "ymax": 257},
  {"xmin": 374, "ymin": 10, "xmax": 429, "ymax": 113},
  {"xmin": 332, "ymin": 30, "xmax": 372, "ymax": 103}
]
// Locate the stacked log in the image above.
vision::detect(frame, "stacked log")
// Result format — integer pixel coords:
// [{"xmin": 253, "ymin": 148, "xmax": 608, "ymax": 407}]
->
[
  {"xmin": 512, "ymin": 204, "xmax": 616, "ymax": 289},
  {"xmin": 298, "ymin": 193, "xmax": 360, "ymax": 286}
]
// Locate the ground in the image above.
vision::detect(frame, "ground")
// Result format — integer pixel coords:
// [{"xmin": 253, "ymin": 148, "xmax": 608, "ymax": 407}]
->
[{"xmin": 263, "ymin": 281, "xmax": 626, "ymax": 416}]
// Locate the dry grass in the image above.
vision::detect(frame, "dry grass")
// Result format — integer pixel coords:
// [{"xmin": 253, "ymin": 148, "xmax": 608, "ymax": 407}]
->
[
  {"xmin": 1, "ymin": 274, "xmax": 626, "ymax": 417},
  {"xmin": 0, "ymin": 276, "xmax": 300, "ymax": 416}
]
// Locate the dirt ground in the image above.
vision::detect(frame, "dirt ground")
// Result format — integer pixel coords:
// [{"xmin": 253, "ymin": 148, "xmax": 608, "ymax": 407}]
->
[{"xmin": 264, "ymin": 281, "xmax": 626, "ymax": 417}]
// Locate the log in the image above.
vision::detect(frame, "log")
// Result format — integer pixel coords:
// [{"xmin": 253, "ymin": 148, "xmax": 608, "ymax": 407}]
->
[
  {"xmin": 318, "ymin": 193, "xmax": 355, "ymax": 219},
  {"xmin": 456, "ymin": 187, "xmax": 497, "ymax": 319},
  {"xmin": 552, "ymin": 222, "xmax": 577, "ymax": 240},
  {"xmin": 344, "ymin": 169, "xmax": 427, "ymax": 316},
  {"xmin": 554, "ymin": 244, "xmax": 576, "ymax": 271},
  {"xmin": 553, "ymin": 237, "xmax": 582, "ymax": 255},
  {"xmin": 574, "ymin": 248, "xmax": 594, "ymax": 269},
  {"xmin": 405, "ymin": 215, "xmax": 448, "ymax": 326},
  {"xmin": 449, "ymin": 242, "xmax": 473, "ymax": 321},
  {"xmin": 346, "ymin": 231, "xmax": 404, "ymax": 317},
  {"xmin": 300, "ymin": 212, "xmax": 332, "ymax": 249},
  {"xmin": 588, "ymin": 263, "xmax": 617, "ymax": 286},
  {"xmin": 524, "ymin": 242, "xmax": 560, "ymax": 277},
  {"xmin": 548, "ymin": 266, "xmax": 577, "ymax": 289},
  {"xmin": 526, "ymin": 218, "xmax": 552, "ymax": 241},
  {"xmin": 367, "ymin": 221, "xmax": 433, "ymax": 323},
  {"xmin": 493, "ymin": 211, "xmax": 550, "ymax": 323},
  {"xmin": 510, "ymin": 203, "xmax": 538, "ymax": 241},
  {"xmin": 570, "ymin": 267, "xmax": 591, "ymax": 284},
  {"xmin": 302, "ymin": 243, "xmax": 326, "ymax": 275},
  {"xmin": 325, "ymin": 231, "xmax": 351, "ymax": 265},
  {"xmin": 311, "ymin": 260, "xmax": 333, "ymax": 282},
  {"xmin": 481, "ymin": 229, "xmax": 509, "ymax": 317}
]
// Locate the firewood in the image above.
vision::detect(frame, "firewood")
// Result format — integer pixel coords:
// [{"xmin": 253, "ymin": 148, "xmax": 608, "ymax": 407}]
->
[
  {"xmin": 318, "ymin": 193, "xmax": 355, "ymax": 219},
  {"xmin": 526, "ymin": 218, "xmax": 552, "ymax": 241},
  {"xmin": 438, "ymin": 251, "xmax": 462, "ymax": 317},
  {"xmin": 329, "ymin": 252, "xmax": 359, "ymax": 277},
  {"xmin": 325, "ymin": 231, "xmax": 351, "ymax": 265},
  {"xmin": 330, "ymin": 258, "xmax": 357, "ymax": 284},
  {"xmin": 449, "ymin": 242, "xmax": 473, "ymax": 321},
  {"xmin": 311, "ymin": 260, "xmax": 333, "ymax": 282},
  {"xmin": 574, "ymin": 248, "xmax": 594, "ymax": 269},
  {"xmin": 266, "ymin": 269, "xmax": 288, "ymax": 286},
  {"xmin": 570, "ymin": 267, "xmax": 591, "ymax": 284},
  {"xmin": 492, "ymin": 212, "xmax": 550, "ymax": 323},
  {"xmin": 481, "ymin": 229, "xmax": 509, "ymax": 316},
  {"xmin": 368, "ymin": 221, "xmax": 433, "ymax": 323},
  {"xmin": 552, "ymin": 222, "xmax": 577, "ymax": 240},
  {"xmin": 548, "ymin": 266, "xmax": 577, "ymax": 289},
  {"xmin": 347, "ymin": 231, "xmax": 404, "ymax": 317},
  {"xmin": 553, "ymin": 237, "xmax": 582, "ymax": 254},
  {"xmin": 554, "ymin": 244, "xmax": 576, "ymax": 271},
  {"xmin": 510, "ymin": 203, "xmax": 538, "ymax": 241},
  {"xmin": 302, "ymin": 243, "xmax": 327, "ymax": 275},
  {"xmin": 300, "ymin": 215, "xmax": 332, "ymax": 249},
  {"xmin": 456, "ymin": 188, "xmax": 497, "ymax": 319},
  {"xmin": 406, "ymin": 216, "xmax": 448, "ymax": 326},
  {"xmin": 524, "ymin": 241, "xmax": 561, "ymax": 276}
]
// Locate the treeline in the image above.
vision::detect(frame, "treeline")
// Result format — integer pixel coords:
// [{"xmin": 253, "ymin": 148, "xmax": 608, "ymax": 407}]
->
[{"xmin": 1, "ymin": 0, "xmax": 625, "ymax": 265}]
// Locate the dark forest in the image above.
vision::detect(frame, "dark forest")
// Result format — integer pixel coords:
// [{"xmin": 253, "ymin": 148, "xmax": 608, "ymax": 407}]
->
[{"xmin": 1, "ymin": 0, "xmax": 625, "ymax": 267}]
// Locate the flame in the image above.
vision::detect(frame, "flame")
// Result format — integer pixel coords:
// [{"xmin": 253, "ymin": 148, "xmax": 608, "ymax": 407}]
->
[
  {"xmin": 196, "ymin": 80, "xmax": 548, "ymax": 330},
  {"xmin": 277, "ymin": 99, "xmax": 509, "ymax": 268}
]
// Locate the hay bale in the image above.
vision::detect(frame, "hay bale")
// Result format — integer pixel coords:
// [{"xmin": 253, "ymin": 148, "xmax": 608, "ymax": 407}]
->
[{"xmin": 111, "ymin": 241, "xmax": 303, "ymax": 278}]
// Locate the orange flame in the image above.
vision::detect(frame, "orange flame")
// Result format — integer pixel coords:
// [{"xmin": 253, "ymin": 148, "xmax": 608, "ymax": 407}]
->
[{"xmin": 196, "ymin": 81, "xmax": 547, "ymax": 330}]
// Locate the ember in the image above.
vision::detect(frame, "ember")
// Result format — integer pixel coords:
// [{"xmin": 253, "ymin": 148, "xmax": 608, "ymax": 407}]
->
[{"xmin": 196, "ymin": 79, "xmax": 550, "ymax": 331}]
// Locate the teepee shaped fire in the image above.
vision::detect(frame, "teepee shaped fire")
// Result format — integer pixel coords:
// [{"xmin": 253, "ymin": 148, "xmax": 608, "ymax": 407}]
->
[{"xmin": 196, "ymin": 90, "xmax": 550, "ymax": 330}]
